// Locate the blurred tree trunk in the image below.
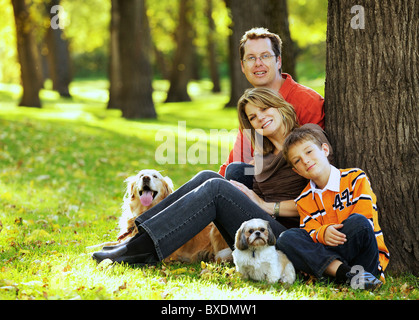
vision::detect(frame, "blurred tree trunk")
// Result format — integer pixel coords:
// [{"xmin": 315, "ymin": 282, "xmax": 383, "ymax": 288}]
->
[
  {"xmin": 44, "ymin": 0, "xmax": 72, "ymax": 97},
  {"xmin": 263, "ymin": 0, "xmax": 297, "ymax": 81},
  {"xmin": 165, "ymin": 0, "xmax": 194, "ymax": 102},
  {"xmin": 224, "ymin": 0, "xmax": 296, "ymax": 107},
  {"xmin": 107, "ymin": 0, "xmax": 121, "ymax": 109},
  {"xmin": 153, "ymin": 44, "xmax": 170, "ymax": 80},
  {"xmin": 325, "ymin": 0, "xmax": 418, "ymax": 275},
  {"xmin": 11, "ymin": 0, "xmax": 43, "ymax": 108},
  {"xmin": 206, "ymin": 0, "xmax": 221, "ymax": 93},
  {"xmin": 117, "ymin": 0, "xmax": 155, "ymax": 118}
]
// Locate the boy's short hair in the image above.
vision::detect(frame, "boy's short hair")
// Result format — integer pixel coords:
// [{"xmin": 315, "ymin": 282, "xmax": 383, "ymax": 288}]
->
[{"xmin": 283, "ymin": 126, "xmax": 330, "ymax": 166}]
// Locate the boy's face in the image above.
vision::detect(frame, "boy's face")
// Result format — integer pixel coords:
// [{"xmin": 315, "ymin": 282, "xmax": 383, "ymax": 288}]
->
[{"xmin": 288, "ymin": 140, "xmax": 330, "ymax": 182}]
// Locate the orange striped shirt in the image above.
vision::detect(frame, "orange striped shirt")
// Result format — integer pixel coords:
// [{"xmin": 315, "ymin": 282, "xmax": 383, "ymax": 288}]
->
[{"xmin": 295, "ymin": 166, "xmax": 390, "ymax": 278}]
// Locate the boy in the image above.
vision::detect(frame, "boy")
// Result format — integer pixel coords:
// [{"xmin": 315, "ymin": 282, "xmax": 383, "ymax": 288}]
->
[{"xmin": 278, "ymin": 126, "xmax": 389, "ymax": 290}]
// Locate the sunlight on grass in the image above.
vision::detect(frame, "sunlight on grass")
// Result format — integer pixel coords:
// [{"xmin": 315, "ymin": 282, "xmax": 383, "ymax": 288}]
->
[{"xmin": 1, "ymin": 79, "xmax": 417, "ymax": 301}]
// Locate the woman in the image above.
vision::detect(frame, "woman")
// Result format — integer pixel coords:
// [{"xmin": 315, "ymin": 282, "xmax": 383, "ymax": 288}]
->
[{"xmin": 92, "ymin": 88, "xmax": 331, "ymax": 265}]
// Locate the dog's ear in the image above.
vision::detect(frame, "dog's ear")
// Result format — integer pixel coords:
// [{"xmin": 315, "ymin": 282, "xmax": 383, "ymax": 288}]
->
[
  {"xmin": 267, "ymin": 223, "xmax": 276, "ymax": 246},
  {"xmin": 235, "ymin": 224, "xmax": 248, "ymax": 251},
  {"xmin": 163, "ymin": 176, "xmax": 174, "ymax": 193},
  {"xmin": 124, "ymin": 175, "xmax": 137, "ymax": 200}
]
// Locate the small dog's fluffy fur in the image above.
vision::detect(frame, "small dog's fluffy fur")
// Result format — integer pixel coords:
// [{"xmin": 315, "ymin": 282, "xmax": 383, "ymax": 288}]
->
[
  {"xmin": 89, "ymin": 169, "xmax": 228, "ymax": 263},
  {"xmin": 232, "ymin": 218, "xmax": 296, "ymax": 284}
]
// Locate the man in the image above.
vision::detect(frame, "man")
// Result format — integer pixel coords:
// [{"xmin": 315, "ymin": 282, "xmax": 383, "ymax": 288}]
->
[{"xmin": 219, "ymin": 27, "xmax": 325, "ymax": 181}]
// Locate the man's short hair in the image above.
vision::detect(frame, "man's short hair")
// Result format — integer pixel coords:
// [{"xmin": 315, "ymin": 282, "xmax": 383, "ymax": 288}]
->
[{"xmin": 239, "ymin": 27, "xmax": 282, "ymax": 61}]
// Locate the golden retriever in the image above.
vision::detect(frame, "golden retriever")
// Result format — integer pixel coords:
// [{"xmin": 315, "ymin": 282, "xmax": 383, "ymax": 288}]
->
[{"xmin": 89, "ymin": 169, "xmax": 229, "ymax": 263}]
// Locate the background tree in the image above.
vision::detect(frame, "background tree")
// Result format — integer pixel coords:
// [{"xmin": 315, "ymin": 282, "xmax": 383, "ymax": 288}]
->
[
  {"xmin": 117, "ymin": 0, "xmax": 155, "ymax": 118},
  {"xmin": 165, "ymin": 0, "xmax": 195, "ymax": 103},
  {"xmin": 44, "ymin": 0, "xmax": 72, "ymax": 97},
  {"xmin": 11, "ymin": 0, "xmax": 43, "ymax": 108},
  {"xmin": 107, "ymin": 0, "xmax": 121, "ymax": 109},
  {"xmin": 325, "ymin": 0, "xmax": 418, "ymax": 274},
  {"xmin": 206, "ymin": 0, "xmax": 221, "ymax": 93},
  {"xmin": 224, "ymin": 0, "xmax": 297, "ymax": 107}
]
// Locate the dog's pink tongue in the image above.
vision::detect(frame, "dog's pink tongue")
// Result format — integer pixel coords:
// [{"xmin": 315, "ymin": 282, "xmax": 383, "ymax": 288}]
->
[{"xmin": 140, "ymin": 191, "xmax": 153, "ymax": 206}]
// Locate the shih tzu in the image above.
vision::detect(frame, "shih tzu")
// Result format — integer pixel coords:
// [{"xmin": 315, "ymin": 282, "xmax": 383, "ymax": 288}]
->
[{"xmin": 232, "ymin": 218, "xmax": 296, "ymax": 284}]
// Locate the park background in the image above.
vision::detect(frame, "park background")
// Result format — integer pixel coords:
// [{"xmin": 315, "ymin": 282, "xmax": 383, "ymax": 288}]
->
[{"xmin": 0, "ymin": 0, "xmax": 417, "ymax": 300}]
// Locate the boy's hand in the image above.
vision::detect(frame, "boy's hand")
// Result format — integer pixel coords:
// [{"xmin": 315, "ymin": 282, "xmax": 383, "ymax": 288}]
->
[{"xmin": 324, "ymin": 224, "xmax": 347, "ymax": 246}]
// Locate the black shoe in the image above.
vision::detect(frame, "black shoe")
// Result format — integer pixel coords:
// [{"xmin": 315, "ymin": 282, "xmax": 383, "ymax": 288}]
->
[
  {"xmin": 92, "ymin": 245, "xmax": 128, "ymax": 263},
  {"xmin": 92, "ymin": 245, "xmax": 158, "ymax": 265},
  {"xmin": 102, "ymin": 240, "xmax": 129, "ymax": 251},
  {"xmin": 346, "ymin": 270, "xmax": 382, "ymax": 291}
]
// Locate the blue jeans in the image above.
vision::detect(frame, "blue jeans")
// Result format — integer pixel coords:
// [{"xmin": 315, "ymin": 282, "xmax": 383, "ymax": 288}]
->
[
  {"xmin": 276, "ymin": 214, "xmax": 380, "ymax": 278},
  {"xmin": 135, "ymin": 170, "xmax": 287, "ymax": 260},
  {"xmin": 224, "ymin": 162, "xmax": 254, "ymax": 189}
]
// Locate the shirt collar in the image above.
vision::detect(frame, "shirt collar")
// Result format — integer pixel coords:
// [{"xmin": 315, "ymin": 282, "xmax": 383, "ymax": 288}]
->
[
  {"xmin": 309, "ymin": 165, "xmax": 341, "ymax": 196},
  {"xmin": 278, "ymin": 73, "xmax": 293, "ymax": 100}
]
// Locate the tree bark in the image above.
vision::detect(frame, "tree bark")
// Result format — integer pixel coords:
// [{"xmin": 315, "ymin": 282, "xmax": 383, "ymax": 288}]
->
[
  {"xmin": 107, "ymin": 0, "xmax": 122, "ymax": 109},
  {"xmin": 325, "ymin": 0, "xmax": 418, "ymax": 274},
  {"xmin": 206, "ymin": 0, "xmax": 221, "ymax": 93},
  {"xmin": 44, "ymin": 0, "xmax": 72, "ymax": 97},
  {"xmin": 224, "ymin": 0, "xmax": 297, "ymax": 107},
  {"xmin": 263, "ymin": 0, "xmax": 297, "ymax": 80},
  {"xmin": 44, "ymin": 26, "xmax": 72, "ymax": 97},
  {"xmin": 165, "ymin": 0, "xmax": 195, "ymax": 103},
  {"xmin": 117, "ymin": 0, "xmax": 155, "ymax": 118},
  {"xmin": 11, "ymin": 0, "xmax": 43, "ymax": 108}
]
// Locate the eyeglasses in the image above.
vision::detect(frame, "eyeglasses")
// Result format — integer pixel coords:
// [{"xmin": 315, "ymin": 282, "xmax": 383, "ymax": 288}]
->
[{"xmin": 242, "ymin": 54, "xmax": 276, "ymax": 66}]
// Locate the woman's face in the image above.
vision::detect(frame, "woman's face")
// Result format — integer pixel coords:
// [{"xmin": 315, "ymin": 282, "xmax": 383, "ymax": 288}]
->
[{"xmin": 244, "ymin": 102, "xmax": 283, "ymax": 137}]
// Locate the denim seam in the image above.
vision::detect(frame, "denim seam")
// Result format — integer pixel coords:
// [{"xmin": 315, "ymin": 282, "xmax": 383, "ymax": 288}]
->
[{"xmin": 143, "ymin": 192, "xmax": 256, "ymax": 260}]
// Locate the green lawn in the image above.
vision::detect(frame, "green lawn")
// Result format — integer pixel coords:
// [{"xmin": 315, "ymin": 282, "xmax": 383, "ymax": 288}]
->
[{"xmin": 0, "ymin": 79, "xmax": 417, "ymax": 300}]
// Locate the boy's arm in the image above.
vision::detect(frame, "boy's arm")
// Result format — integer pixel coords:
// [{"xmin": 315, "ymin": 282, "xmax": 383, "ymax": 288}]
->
[
  {"xmin": 297, "ymin": 204, "xmax": 334, "ymax": 244},
  {"xmin": 348, "ymin": 170, "xmax": 377, "ymax": 223}
]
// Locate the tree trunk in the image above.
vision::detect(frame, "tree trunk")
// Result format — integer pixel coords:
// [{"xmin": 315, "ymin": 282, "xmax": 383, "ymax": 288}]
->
[
  {"xmin": 11, "ymin": 0, "xmax": 43, "ymax": 108},
  {"xmin": 117, "ymin": 0, "xmax": 155, "ymax": 119},
  {"xmin": 325, "ymin": 0, "xmax": 418, "ymax": 275},
  {"xmin": 107, "ymin": 0, "xmax": 122, "ymax": 109},
  {"xmin": 206, "ymin": 0, "xmax": 221, "ymax": 93},
  {"xmin": 263, "ymin": 0, "xmax": 297, "ymax": 80},
  {"xmin": 44, "ymin": 0, "xmax": 72, "ymax": 97},
  {"xmin": 224, "ymin": 0, "xmax": 297, "ymax": 107},
  {"xmin": 165, "ymin": 0, "xmax": 195, "ymax": 103}
]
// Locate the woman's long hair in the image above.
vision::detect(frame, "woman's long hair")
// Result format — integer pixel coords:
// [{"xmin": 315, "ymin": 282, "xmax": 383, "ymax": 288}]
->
[{"xmin": 237, "ymin": 87, "xmax": 299, "ymax": 155}]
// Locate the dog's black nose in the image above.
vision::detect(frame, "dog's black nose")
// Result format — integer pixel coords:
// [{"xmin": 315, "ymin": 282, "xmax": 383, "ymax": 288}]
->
[
  {"xmin": 143, "ymin": 176, "xmax": 150, "ymax": 182},
  {"xmin": 255, "ymin": 231, "xmax": 261, "ymax": 237}
]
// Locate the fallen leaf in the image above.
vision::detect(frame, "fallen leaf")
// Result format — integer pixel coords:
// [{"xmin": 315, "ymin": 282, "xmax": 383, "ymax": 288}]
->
[
  {"xmin": 25, "ymin": 229, "xmax": 51, "ymax": 242},
  {"xmin": 171, "ymin": 267, "xmax": 187, "ymax": 275},
  {"xmin": 35, "ymin": 175, "xmax": 50, "ymax": 181}
]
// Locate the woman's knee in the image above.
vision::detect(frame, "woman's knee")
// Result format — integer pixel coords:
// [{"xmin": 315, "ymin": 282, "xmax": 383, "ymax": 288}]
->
[
  {"xmin": 225, "ymin": 162, "xmax": 254, "ymax": 189},
  {"xmin": 193, "ymin": 170, "xmax": 222, "ymax": 183}
]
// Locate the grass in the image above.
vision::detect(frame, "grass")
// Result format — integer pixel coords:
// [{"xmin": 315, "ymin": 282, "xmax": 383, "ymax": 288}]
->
[{"xmin": 0, "ymin": 78, "xmax": 417, "ymax": 301}]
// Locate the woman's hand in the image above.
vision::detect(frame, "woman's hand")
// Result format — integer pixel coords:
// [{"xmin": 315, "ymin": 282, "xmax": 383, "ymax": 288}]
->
[{"xmin": 230, "ymin": 180, "xmax": 264, "ymax": 208}]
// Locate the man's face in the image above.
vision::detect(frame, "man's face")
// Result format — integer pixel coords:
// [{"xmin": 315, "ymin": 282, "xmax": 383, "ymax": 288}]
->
[{"xmin": 241, "ymin": 38, "xmax": 282, "ymax": 90}]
